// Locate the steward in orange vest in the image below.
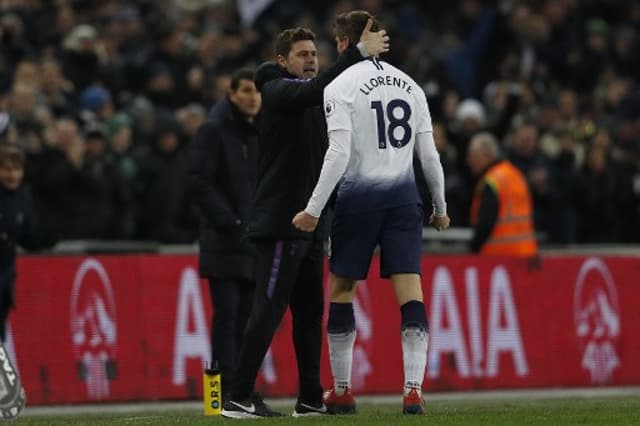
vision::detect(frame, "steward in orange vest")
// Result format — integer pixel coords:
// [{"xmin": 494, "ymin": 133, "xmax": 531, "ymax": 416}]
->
[{"xmin": 467, "ymin": 133, "xmax": 538, "ymax": 256}]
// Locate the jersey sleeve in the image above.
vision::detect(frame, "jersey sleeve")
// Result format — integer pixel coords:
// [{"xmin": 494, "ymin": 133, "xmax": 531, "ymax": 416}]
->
[
  {"xmin": 414, "ymin": 87, "xmax": 433, "ymax": 134},
  {"xmin": 323, "ymin": 81, "xmax": 352, "ymax": 132}
]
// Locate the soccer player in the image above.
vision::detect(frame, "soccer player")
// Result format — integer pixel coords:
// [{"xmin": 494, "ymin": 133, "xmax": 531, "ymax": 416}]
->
[
  {"xmin": 292, "ymin": 10, "xmax": 450, "ymax": 415},
  {"xmin": 220, "ymin": 19, "xmax": 389, "ymax": 419}
]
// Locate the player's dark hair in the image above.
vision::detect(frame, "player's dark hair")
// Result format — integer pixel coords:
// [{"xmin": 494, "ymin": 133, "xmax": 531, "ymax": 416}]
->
[
  {"xmin": 275, "ymin": 27, "xmax": 316, "ymax": 57},
  {"xmin": 0, "ymin": 144, "xmax": 25, "ymax": 167},
  {"xmin": 334, "ymin": 10, "xmax": 379, "ymax": 45},
  {"xmin": 230, "ymin": 68, "xmax": 255, "ymax": 91}
]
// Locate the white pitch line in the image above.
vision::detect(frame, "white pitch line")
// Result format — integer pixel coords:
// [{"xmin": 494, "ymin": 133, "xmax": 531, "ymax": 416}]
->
[{"xmin": 23, "ymin": 386, "xmax": 640, "ymax": 417}]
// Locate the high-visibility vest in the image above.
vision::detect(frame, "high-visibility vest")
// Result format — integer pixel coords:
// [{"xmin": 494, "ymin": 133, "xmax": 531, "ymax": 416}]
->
[{"xmin": 470, "ymin": 161, "xmax": 538, "ymax": 256}]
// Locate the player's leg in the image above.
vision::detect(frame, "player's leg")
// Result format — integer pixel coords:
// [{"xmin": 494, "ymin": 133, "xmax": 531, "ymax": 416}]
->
[
  {"xmin": 391, "ymin": 274, "xmax": 428, "ymax": 414},
  {"xmin": 223, "ymin": 240, "xmax": 303, "ymax": 418},
  {"xmin": 381, "ymin": 204, "xmax": 428, "ymax": 414},
  {"xmin": 324, "ymin": 272, "xmax": 358, "ymax": 414},
  {"xmin": 324, "ymin": 211, "xmax": 381, "ymax": 414},
  {"xmin": 289, "ymin": 239, "xmax": 325, "ymax": 416}
]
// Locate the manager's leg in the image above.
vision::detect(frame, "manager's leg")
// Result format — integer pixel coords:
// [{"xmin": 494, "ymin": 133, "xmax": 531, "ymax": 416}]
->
[{"xmin": 289, "ymin": 240, "xmax": 324, "ymax": 404}]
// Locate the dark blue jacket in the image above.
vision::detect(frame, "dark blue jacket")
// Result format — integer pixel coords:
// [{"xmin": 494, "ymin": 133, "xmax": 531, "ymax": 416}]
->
[
  {"xmin": 0, "ymin": 185, "xmax": 45, "ymax": 305},
  {"xmin": 188, "ymin": 96, "xmax": 258, "ymax": 281}
]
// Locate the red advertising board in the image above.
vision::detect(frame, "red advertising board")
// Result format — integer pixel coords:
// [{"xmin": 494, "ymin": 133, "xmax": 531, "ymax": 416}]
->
[{"xmin": 7, "ymin": 254, "xmax": 640, "ymax": 404}]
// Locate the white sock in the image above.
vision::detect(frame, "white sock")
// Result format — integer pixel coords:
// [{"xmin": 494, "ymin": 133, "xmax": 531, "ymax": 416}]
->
[
  {"xmin": 328, "ymin": 330, "xmax": 356, "ymax": 395},
  {"xmin": 402, "ymin": 327, "xmax": 428, "ymax": 397}
]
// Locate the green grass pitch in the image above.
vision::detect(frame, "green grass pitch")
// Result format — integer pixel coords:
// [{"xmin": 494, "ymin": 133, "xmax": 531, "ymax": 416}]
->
[{"xmin": 18, "ymin": 396, "xmax": 640, "ymax": 425}]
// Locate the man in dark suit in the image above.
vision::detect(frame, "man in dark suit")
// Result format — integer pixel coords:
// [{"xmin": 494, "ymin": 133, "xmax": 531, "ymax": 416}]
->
[
  {"xmin": 0, "ymin": 145, "xmax": 53, "ymax": 342},
  {"xmin": 187, "ymin": 68, "xmax": 261, "ymax": 400}
]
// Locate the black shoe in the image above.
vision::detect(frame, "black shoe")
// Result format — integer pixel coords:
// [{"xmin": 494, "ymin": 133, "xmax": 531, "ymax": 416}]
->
[
  {"xmin": 292, "ymin": 400, "xmax": 328, "ymax": 417},
  {"xmin": 221, "ymin": 392, "xmax": 284, "ymax": 419}
]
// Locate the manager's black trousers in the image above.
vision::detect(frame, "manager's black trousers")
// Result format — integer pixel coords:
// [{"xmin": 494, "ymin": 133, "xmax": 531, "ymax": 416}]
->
[{"xmin": 233, "ymin": 239, "xmax": 324, "ymax": 403}]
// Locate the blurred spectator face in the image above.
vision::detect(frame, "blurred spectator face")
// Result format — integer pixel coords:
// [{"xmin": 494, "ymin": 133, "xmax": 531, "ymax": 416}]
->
[
  {"xmin": 158, "ymin": 131, "xmax": 179, "ymax": 153},
  {"xmin": 41, "ymin": 61, "xmax": 65, "ymax": 94},
  {"xmin": 176, "ymin": 104, "xmax": 206, "ymax": 138},
  {"xmin": 467, "ymin": 137, "xmax": 491, "ymax": 176},
  {"xmin": 513, "ymin": 124, "xmax": 539, "ymax": 157},
  {"xmin": 85, "ymin": 133, "xmax": 107, "ymax": 160},
  {"xmin": 229, "ymin": 79, "xmax": 261, "ymax": 118},
  {"xmin": 9, "ymin": 85, "xmax": 37, "ymax": 120},
  {"xmin": 606, "ymin": 78, "xmax": 630, "ymax": 107},
  {"xmin": 0, "ymin": 157, "xmax": 24, "ymax": 191},
  {"xmin": 56, "ymin": 4, "xmax": 76, "ymax": 35},
  {"xmin": 198, "ymin": 31, "xmax": 219, "ymax": 66},
  {"xmin": 111, "ymin": 126, "xmax": 132, "ymax": 154},
  {"xmin": 460, "ymin": 0, "xmax": 481, "ymax": 20},
  {"xmin": 212, "ymin": 74, "xmax": 231, "ymax": 104},
  {"xmin": 587, "ymin": 32, "xmax": 607, "ymax": 51},
  {"xmin": 442, "ymin": 91, "xmax": 460, "ymax": 121},
  {"xmin": 54, "ymin": 119, "xmax": 80, "ymax": 151},
  {"xmin": 559, "ymin": 89, "xmax": 578, "ymax": 119},
  {"xmin": 587, "ymin": 145, "xmax": 607, "ymax": 174},
  {"xmin": 585, "ymin": 20, "xmax": 609, "ymax": 51},
  {"xmin": 593, "ymin": 129, "xmax": 613, "ymax": 150},
  {"xmin": 13, "ymin": 60, "xmax": 41, "ymax": 89},
  {"xmin": 544, "ymin": 0, "xmax": 569, "ymax": 27},
  {"xmin": 278, "ymin": 40, "xmax": 318, "ymax": 79},
  {"xmin": 526, "ymin": 14, "xmax": 551, "ymax": 44},
  {"xmin": 108, "ymin": 113, "xmax": 133, "ymax": 154},
  {"xmin": 160, "ymin": 30, "xmax": 184, "ymax": 57},
  {"xmin": 0, "ymin": 12, "xmax": 25, "ymax": 46},
  {"xmin": 613, "ymin": 28, "xmax": 635, "ymax": 58},
  {"xmin": 510, "ymin": 3, "xmax": 532, "ymax": 35},
  {"xmin": 148, "ymin": 69, "xmax": 175, "ymax": 93},
  {"xmin": 187, "ymin": 66, "xmax": 205, "ymax": 91}
]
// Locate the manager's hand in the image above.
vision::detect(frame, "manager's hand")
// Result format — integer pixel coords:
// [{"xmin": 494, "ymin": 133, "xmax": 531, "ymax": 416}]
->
[
  {"xmin": 359, "ymin": 18, "xmax": 389, "ymax": 56},
  {"xmin": 292, "ymin": 211, "xmax": 319, "ymax": 232}
]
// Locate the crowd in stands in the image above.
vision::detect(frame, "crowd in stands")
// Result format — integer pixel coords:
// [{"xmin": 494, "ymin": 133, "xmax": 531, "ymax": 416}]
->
[{"xmin": 1, "ymin": 0, "xmax": 639, "ymax": 245}]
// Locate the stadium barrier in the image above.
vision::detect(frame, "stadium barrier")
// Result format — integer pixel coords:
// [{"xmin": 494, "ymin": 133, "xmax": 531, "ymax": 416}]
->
[{"xmin": 7, "ymin": 253, "xmax": 640, "ymax": 404}]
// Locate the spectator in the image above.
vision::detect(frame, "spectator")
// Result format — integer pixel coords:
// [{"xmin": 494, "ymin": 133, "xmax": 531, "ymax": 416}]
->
[
  {"xmin": 188, "ymin": 68, "xmax": 261, "ymax": 401},
  {"xmin": 467, "ymin": 132, "xmax": 537, "ymax": 256},
  {"xmin": 135, "ymin": 120, "xmax": 197, "ymax": 243},
  {"xmin": 575, "ymin": 143, "xmax": 620, "ymax": 243}
]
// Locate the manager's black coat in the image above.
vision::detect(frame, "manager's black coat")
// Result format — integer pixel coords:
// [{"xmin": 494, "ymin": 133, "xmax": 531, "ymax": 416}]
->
[
  {"xmin": 188, "ymin": 96, "xmax": 258, "ymax": 281},
  {"xmin": 248, "ymin": 44, "xmax": 366, "ymax": 241}
]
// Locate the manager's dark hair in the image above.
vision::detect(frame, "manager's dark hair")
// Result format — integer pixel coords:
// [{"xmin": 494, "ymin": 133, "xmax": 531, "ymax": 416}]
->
[{"xmin": 274, "ymin": 27, "xmax": 316, "ymax": 57}]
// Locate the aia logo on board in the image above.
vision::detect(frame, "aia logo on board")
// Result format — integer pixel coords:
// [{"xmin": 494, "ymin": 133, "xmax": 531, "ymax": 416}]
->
[
  {"xmin": 70, "ymin": 259, "xmax": 118, "ymax": 399},
  {"xmin": 574, "ymin": 257, "xmax": 621, "ymax": 384}
]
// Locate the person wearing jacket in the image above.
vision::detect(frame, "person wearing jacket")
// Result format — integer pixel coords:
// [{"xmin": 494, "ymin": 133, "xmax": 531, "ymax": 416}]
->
[
  {"xmin": 221, "ymin": 20, "xmax": 389, "ymax": 419},
  {"xmin": 187, "ymin": 68, "xmax": 261, "ymax": 400},
  {"xmin": 467, "ymin": 132, "xmax": 538, "ymax": 256},
  {"xmin": 0, "ymin": 145, "xmax": 54, "ymax": 342}
]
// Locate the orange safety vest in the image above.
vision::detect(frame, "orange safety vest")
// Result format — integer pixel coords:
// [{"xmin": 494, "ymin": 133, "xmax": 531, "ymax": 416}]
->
[{"xmin": 470, "ymin": 161, "xmax": 538, "ymax": 256}]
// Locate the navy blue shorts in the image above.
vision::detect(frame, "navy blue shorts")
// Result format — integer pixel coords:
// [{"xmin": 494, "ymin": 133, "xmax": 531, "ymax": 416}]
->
[{"xmin": 329, "ymin": 204, "xmax": 423, "ymax": 280}]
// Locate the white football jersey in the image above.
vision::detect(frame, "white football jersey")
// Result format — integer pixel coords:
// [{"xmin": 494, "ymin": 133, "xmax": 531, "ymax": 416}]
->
[{"xmin": 323, "ymin": 57, "xmax": 433, "ymax": 213}]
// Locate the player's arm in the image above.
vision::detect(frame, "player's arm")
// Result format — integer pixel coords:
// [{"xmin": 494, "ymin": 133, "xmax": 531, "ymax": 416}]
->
[
  {"xmin": 292, "ymin": 129, "xmax": 351, "ymax": 232},
  {"xmin": 413, "ymin": 89, "xmax": 449, "ymax": 230},
  {"xmin": 307, "ymin": 129, "xmax": 352, "ymax": 216},
  {"xmin": 414, "ymin": 131, "xmax": 446, "ymax": 218}
]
